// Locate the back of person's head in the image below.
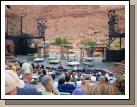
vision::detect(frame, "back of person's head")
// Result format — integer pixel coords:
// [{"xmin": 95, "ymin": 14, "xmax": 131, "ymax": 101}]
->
[
  {"xmin": 65, "ymin": 75, "xmax": 71, "ymax": 82},
  {"xmin": 65, "ymin": 72, "xmax": 70, "ymax": 77},
  {"xmin": 42, "ymin": 75, "xmax": 53, "ymax": 88},
  {"xmin": 80, "ymin": 76, "xmax": 85, "ymax": 81},
  {"xmin": 98, "ymin": 76, "xmax": 108, "ymax": 83},
  {"xmin": 22, "ymin": 62, "xmax": 32, "ymax": 73},
  {"xmin": 22, "ymin": 73, "xmax": 32, "ymax": 83},
  {"xmin": 41, "ymin": 75, "xmax": 53, "ymax": 92},
  {"xmin": 77, "ymin": 72, "xmax": 81, "ymax": 77},
  {"xmin": 92, "ymin": 73, "xmax": 96, "ymax": 76},
  {"xmin": 42, "ymin": 75, "xmax": 53, "ymax": 86},
  {"xmin": 98, "ymin": 71, "xmax": 102, "ymax": 75},
  {"xmin": 42, "ymin": 69, "xmax": 47, "ymax": 75},
  {"xmin": 31, "ymin": 63, "xmax": 34, "ymax": 67},
  {"xmin": 5, "ymin": 70, "xmax": 25, "ymax": 95},
  {"xmin": 115, "ymin": 78, "xmax": 125, "ymax": 94},
  {"xmin": 72, "ymin": 73, "xmax": 75, "ymax": 77},
  {"xmin": 41, "ymin": 65, "xmax": 45, "ymax": 69},
  {"xmin": 81, "ymin": 80, "xmax": 91, "ymax": 95},
  {"xmin": 84, "ymin": 75, "xmax": 91, "ymax": 80},
  {"xmin": 109, "ymin": 73, "xmax": 113, "ymax": 77},
  {"xmin": 89, "ymin": 80, "xmax": 120, "ymax": 95},
  {"xmin": 58, "ymin": 77, "xmax": 65, "ymax": 85}
]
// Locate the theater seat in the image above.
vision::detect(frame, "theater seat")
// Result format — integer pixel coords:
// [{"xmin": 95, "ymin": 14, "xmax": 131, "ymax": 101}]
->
[
  {"xmin": 60, "ymin": 92, "xmax": 71, "ymax": 95},
  {"xmin": 59, "ymin": 89, "xmax": 73, "ymax": 94}
]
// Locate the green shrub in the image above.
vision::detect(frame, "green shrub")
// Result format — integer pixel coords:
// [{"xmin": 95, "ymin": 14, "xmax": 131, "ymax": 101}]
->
[
  {"xmin": 51, "ymin": 37, "xmax": 69, "ymax": 46},
  {"xmin": 80, "ymin": 40, "xmax": 96, "ymax": 46}
]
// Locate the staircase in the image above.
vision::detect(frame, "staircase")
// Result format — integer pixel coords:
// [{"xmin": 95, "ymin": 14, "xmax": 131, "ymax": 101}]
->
[
  {"xmin": 108, "ymin": 62, "xmax": 125, "ymax": 78},
  {"xmin": 106, "ymin": 37, "xmax": 116, "ymax": 48}
]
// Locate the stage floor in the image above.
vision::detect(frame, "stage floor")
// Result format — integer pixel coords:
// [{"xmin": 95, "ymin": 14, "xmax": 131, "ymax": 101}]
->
[{"xmin": 16, "ymin": 56, "xmax": 113, "ymax": 71}]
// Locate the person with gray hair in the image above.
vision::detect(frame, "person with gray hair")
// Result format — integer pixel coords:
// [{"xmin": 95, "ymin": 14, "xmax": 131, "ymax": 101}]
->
[{"xmin": 42, "ymin": 75, "xmax": 60, "ymax": 95}]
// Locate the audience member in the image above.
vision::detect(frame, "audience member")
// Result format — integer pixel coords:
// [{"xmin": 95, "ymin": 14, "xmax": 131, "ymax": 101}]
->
[
  {"xmin": 90, "ymin": 73, "xmax": 96, "ymax": 83},
  {"xmin": 89, "ymin": 76, "xmax": 120, "ymax": 95},
  {"xmin": 96, "ymin": 71, "xmax": 102, "ymax": 81},
  {"xmin": 5, "ymin": 70, "xmax": 25, "ymax": 95},
  {"xmin": 76, "ymin": 72, "xmax": 82, "ymax": 81},
  {"xmin": 22, "ymin": 61, "xmax": 33, "ymax": 74},
  {"xmin": 17, "ymin": 73, "xmax": 38, "ymax": 95},
  {"xmin": 58, "ymin": 77, "xmax": 65, "ymax": 90},
  {"xmin": 59, "ymin": 75, "xmax": 76, "ymax": 94},
  {"xmin": 42, "ymin": 75, "xmax": 60, "ymax": 95},
  {"xmin": 73, "ymin": 65, "xmax": 78, "ymax": 72},
  {"xmin": 115, "ymin": 78, "xmax": 125, "ymax": 95},
  {"xmin": 72, "ymin": 79, "xmax": 90, "ymax": 95},
  {"xmin": 71, "ymin": 72, "xmax": 77, "ymax": 82},
  {"xmin": 76, "ymin": 76, "xmax": 85, "ymax": 87},
  {"xmin": 107, "ymin": 73, "xmax": 117, "ymax": 84},
  {"xmin": 58, "ymin": 64, "xmax": 64, "ymax": 71}
]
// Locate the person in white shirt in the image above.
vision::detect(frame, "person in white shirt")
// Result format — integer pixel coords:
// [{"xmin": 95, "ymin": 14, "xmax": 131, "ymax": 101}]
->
[{"xmin": 73, "ymin": 65, "xmax": 78, "ymax": 71}]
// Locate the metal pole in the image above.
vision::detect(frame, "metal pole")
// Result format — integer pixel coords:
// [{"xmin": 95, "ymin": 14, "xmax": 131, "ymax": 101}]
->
[
  {"xmin": 44, "ymin": 37, "xmax": 46, "ymax": 57},
  {"xmin": 102, "ymin": 47, "xmax": 104, "ymax": 60},
  {"xmin": 120, "ymin": 37, "xmax": 122, "ymax": 50},
  {"xmin": 80, "ymin": 48, "xmax": 82, "ymax": 61},
  {"xmin": 20, "ymin": 16, "xmax": 23, "ymax": 36},
  {"xmin": 6, "ymin": 16, "xmax": 9, "ymax": 34},
  {"xmin": 67, "ymin": 47, "xmax": 69, "ymax": 61}
]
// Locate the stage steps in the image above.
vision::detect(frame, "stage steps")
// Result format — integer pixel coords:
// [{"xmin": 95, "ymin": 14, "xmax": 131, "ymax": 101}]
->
[{"xmin": 108, "ymin": 62, "xmax": 125, "ymax": 78}]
